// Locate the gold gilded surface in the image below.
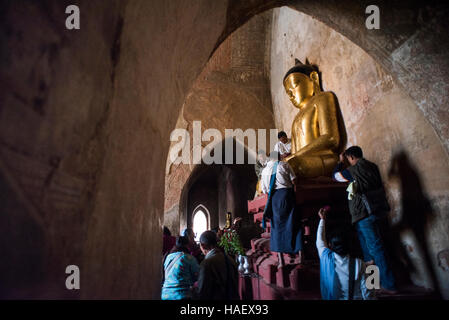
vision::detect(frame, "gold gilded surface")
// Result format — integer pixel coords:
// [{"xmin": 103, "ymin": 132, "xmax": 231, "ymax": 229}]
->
[
  {"xmin": 255, "ymin": 179, "xmax": 263, "ymax": 196},
  {"xmin": 283, "ymin": 61, "xmax": 341, "ymax": 178},
  {"xmin": 225, "ymin": 212, "xmax": 232, "ymax": 229}
]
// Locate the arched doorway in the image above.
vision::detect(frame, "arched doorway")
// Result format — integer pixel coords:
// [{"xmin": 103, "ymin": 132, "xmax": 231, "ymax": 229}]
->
[
  {"xmin": 177, "ymin": 138, "xmax": 260, "ymax": 234},
  {"xmin": 192, "ymin": 205, "xmax": 210, "ymax": 242}
]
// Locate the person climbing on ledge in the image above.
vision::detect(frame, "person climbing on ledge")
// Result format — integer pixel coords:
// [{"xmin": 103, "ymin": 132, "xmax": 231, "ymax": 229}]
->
[
  {"xmin": 274, "ymin": 131, "xmax": 291, "ymax": 160},
  {"xmin": 317, "ymin": 206, "xmax": 374, "ymax": 300},
  {"xmin": 333, "ymin": 145, "xmax": 397, "ymax": 294},
  {"xmin": 261, "ymin": 150, "xmax": 301, "ymax": 267}
]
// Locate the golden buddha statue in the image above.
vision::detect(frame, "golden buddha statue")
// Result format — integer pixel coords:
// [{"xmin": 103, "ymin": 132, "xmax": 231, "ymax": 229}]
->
[
  {"xmin": 225, "ymin": 212, "xmax": 232, "ymax": 229},
  {"xmin": 283, "ymin": 59, "xmax": 341, "ymax": 178}
]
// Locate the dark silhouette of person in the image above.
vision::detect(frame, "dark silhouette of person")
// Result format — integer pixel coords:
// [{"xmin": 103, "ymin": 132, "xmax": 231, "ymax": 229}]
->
[{"xmin": 388, "ymin": 151, "xmax": 441, "ymax": 298}]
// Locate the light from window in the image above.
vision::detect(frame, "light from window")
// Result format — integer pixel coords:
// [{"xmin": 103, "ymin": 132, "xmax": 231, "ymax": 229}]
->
[{"xmin": 193, "ymin": 210, "xmax": 208, "ymax": 242}]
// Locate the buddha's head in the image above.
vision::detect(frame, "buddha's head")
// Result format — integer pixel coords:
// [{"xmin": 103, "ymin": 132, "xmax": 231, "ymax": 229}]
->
[{"xmin": 283, "ymin": 59, "xmax": 320, "ymax": 109}]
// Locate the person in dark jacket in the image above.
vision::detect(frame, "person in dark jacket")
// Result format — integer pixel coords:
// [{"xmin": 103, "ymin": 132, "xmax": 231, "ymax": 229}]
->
[
  {"xmin": 163, "ymin": 226, "xmax": 176, "ymax": 256},
  {"xmin": 197, "ymin": 231, "xmax": 240, "ymax": 300},
  {"xmin": 333, "ymin": 146, "xmax": 397, "ymax": 294}
]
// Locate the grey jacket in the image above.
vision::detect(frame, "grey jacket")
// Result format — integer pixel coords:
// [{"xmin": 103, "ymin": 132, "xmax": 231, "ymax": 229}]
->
[
  {"xmin": 255, "ymin": 160, "xmax": 265, "ymax": 179},
  {"xmin": 197, "ymin": 248, "xmax": 240, "ymax": 300}
]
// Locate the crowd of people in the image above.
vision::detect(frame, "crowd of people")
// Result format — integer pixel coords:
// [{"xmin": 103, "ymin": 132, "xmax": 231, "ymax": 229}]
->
[
  {"xmin": 162, "ymin": 136, "xmax": 397, "ymax": 300},
  {"xmin": 161, "ymin": 228, "xmax": 239, "ymax": 300}
]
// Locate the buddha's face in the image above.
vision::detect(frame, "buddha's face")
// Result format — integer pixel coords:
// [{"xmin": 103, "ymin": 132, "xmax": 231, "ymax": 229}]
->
[{"xmin": 284, "ymin": 72, "xmax": 315, "ymax": 108}]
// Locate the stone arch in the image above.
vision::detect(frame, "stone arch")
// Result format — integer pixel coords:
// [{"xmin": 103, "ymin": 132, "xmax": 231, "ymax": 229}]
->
[{"xmin": 175, "ymin": 137, "xmax": 259, "ymax": 234}]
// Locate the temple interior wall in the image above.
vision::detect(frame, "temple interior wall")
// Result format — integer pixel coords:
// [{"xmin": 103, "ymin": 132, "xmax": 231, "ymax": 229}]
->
[
  {"xmin": 0, "ymin": 0, "xmax": 230, "ymax": 299},
  {"xmin": 163, "ymin": 12, "xmax": 275, "ymax": 236}
]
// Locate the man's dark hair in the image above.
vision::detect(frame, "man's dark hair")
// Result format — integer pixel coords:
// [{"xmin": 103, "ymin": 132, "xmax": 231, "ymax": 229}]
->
[
  {"xmin": 199, "ymin": 230, "xmax": 218, "ymax": 249},
  {"xmin": 278, "ymin": 131, "xmax": 287, "ymax": 139},
  {"xmin": 344, "ymin": 146, "xmax": 363, "ymax": 159},
  {"xmin": 170, "ymin": 236, "xmax": 190, "ymax": 254},
  {"xmin": 176, "ymin": 236, "xmax": 189, "ymax": 248},
  {"xmin": 163, "ymin": 226, "xmax": 171, "ymax": 236},
  {"xmin": 183, "ymin": 228, "xmax": 194, "ymax": 238},
  {"xmin": 329, "ymin": 232, "xmax": 350, "ymax": 256}
]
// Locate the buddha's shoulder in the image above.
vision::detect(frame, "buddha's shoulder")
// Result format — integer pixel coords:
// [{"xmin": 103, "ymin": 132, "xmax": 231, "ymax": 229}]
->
[{"xmin": 310, "ymin": 91, "xmax": 335, "ymax": 103}]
